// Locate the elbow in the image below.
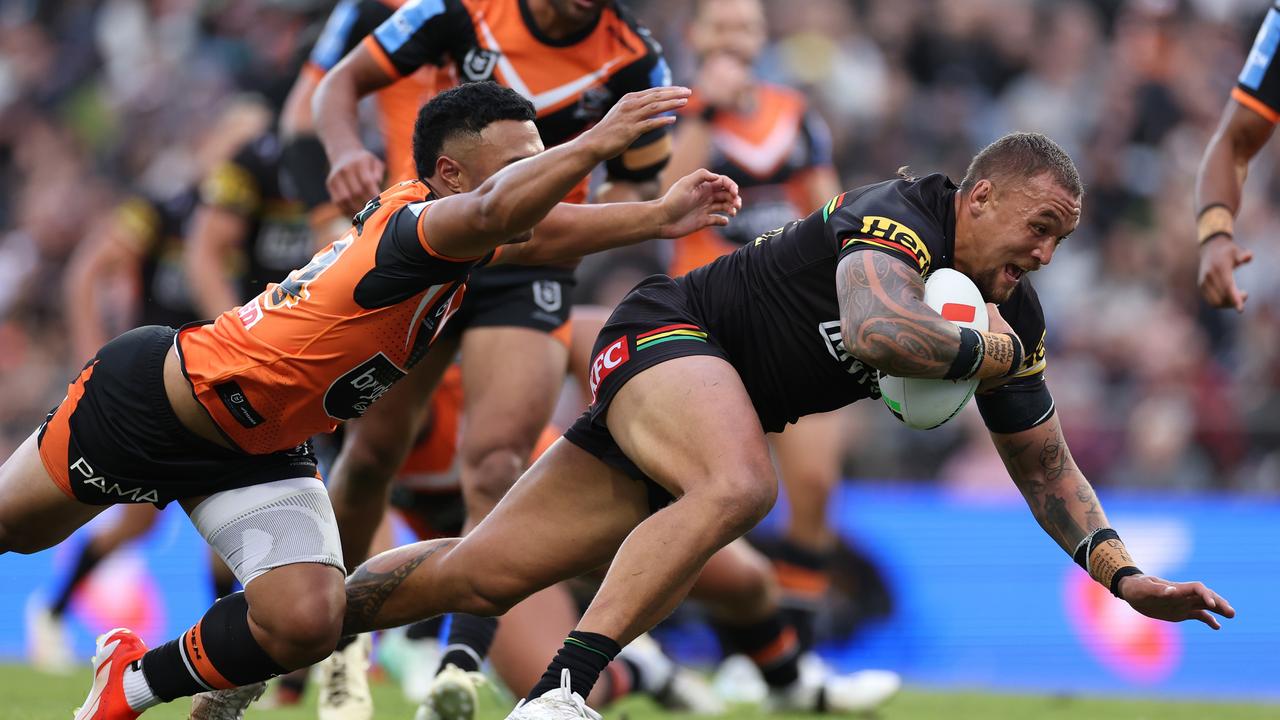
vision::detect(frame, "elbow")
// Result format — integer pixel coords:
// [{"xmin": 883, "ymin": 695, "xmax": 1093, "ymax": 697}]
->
[
  {"xmin": 473, "ymin": 183, "xmax": 520, "ymax": 238},
  {"xmin": 841, "ymin": 319, "xmax": 893, "ymax": 371}
]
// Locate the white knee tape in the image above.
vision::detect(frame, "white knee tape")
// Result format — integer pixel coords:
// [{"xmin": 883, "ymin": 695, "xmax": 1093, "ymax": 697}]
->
[{"xmin": 189, "ymin": 476, "xmax": 345, "ymax": 586}]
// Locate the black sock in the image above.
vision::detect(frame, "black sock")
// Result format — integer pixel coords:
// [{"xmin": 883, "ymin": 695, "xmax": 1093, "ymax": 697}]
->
[
  {"xmin": 774, "ymin": 539, "xmax": 833, "ymax": 653},
  {"xmin": 526, "ymin": 631, "xmax": 620, "ymax": 702},
  {"xmin": 140, "ymin": 592, "xmax": 289, "ymax": 700},
  {"xmin": 711, "ymin": 611, "xmax": 800, "ymax": 688},
  {"xmin": 437, "ymin": 614, "xmax": 498, "ymax": 673},
  {"xmin": 50, "ymin": 544, "xmax": 103, "ymax": 616},
  {"xmin": 406, "ymin": 616, "xmax": 444, "ymax": 640}
]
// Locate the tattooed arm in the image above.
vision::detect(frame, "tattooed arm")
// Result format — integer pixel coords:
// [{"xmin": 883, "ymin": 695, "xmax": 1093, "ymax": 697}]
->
[
  {"xmin": 989, "ymin": 412, "xmax": 1237, "ymax": 629},
  {"xmin": 835, "ymin": 250, "xmax": 962, "ymax": 378},
  {"xmin": 989, "ymin": 415, "xmax": 1106, "ymax": 554}
]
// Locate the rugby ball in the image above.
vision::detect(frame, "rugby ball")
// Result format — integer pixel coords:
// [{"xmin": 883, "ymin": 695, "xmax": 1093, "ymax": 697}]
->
[{"xmin": 878, "ymin": 268, "xmax": 987, "ymax": 429}]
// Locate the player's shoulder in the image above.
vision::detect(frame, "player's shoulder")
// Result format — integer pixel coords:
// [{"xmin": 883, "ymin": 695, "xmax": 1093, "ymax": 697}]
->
[
  {"xmin": 604, "ymin": 1, "xmax": 662, "ymax": 55},
  {"xmin": 827, "ymin": 173, "xmax": 956, "ymax": 274},
  {"xmin": 837, "ymin": 174, "xmax": 955, "ymax": 239}
]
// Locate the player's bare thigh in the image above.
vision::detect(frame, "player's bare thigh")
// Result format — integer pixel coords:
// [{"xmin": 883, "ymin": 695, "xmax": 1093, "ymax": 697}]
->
[
  {"xmin": 0, "ymin": 430, "xmax": 104, "ymax": 554},
  {"xmin": 457, "ymin": 325, "xmax": 569, "ymax": 521},
  {"xmin": 458, "ymin": 326, "xmax": 568, "ymax": 456},
  {"xmin": 606, "ymin": 355, "xmax": 775, "ymax": 507}
]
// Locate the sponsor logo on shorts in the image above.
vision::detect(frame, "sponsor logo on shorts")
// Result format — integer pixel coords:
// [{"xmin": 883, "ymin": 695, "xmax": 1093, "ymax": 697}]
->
[
  {"xmin": 531, "ymin": 280, "xmax": 563, "ymax": 313},
  {"xmin": 634, "ymin": 323, "xmax": 707, "ymax": 351},
  {"xmin": 589, "ymin": 337, "xmax": 630, "ymax": 403},
  {"xmin": 324, "ymin": 353, "xmax": 408, "ymax": 420},
  {"xmin": 841, "ymin": 216, "xmax": 933, "ymax": 275},
  {"xmin": 70, "ymin": 456, "xmax": 160, "ymax": 504},
  {"xmin": 817, "ymin": 320, "xmax": 879, "ymax": 396}
]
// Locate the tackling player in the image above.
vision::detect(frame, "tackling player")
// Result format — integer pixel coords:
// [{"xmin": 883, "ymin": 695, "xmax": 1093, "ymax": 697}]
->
[
  {"xmin": 1193, "ymin": 1, "xmax": 1280, "ymax": 312},
  {"xmin": 0, "ymin": 82, "xmax": 738, "ymax": 720},
  {"xmin": 312, "ymin": 0, "xmax": 676, "ymax": 712},
  {"xmin": 335, "ymin": 132, "xmax": 1235, "ymax": 720}
]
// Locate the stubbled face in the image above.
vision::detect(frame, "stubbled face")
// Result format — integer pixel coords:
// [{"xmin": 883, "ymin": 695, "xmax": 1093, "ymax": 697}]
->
[
  {"xmin": 959, "ymin": 172, "xmax": 1081, "ymax": 303},
  {"xmin": 438, "ymin": 119, "xmax": 543, "ymax": 242},
  {"xmin": 690, "ymin": 0, "xmax": 767, "ymax": 63},
  {"xmin": 545, "ymin": 0, "xmax": 609, "ymax": 28}
]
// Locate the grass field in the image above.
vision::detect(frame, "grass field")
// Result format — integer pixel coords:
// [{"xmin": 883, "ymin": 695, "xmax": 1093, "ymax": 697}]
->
[{"xmin": 0, "ymin": 665, "xmax": 1273, "ymax": 720}]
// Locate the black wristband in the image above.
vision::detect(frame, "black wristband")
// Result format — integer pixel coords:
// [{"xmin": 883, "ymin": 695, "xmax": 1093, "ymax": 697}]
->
[
  {"xmin": 1110, "ymin": 566, "xmax": 1143, "ymax": 598},
  {"xmin": 944, "ymin": 327, "xmax": 983, "ymax": 380},
  {"xmin": 1002, "ymin": 332, "xmax": 1025, "ymax": 377},
  {"xmin": 1072, "ymin": 528, "xmax": 1118, "ymax": 570}
]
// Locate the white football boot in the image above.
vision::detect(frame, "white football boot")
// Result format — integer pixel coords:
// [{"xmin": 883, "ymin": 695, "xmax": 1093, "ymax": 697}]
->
[
  {"xmin": 618, "ymin": 633, "xmax": 724, "ymax": 715},
  {"xmin": 414, "ymin": 663, "xmax": 488, "ymax": 720},
  {"xmin": 378, "ymin": 629, "xmax": 445, "ymax": 703},
  {"xmin": 504, "ymin": 670, "xmax": 601, "ymax": 720},
  {"xmin": 768, "ymin": 661, "xmax": 901, "ymax": 715},
  {"xmin": 316, "ymin": 635, "xmax": 374, "ymax": 720},
  {"xmin": 26, "ymin": 600, "xmax": 76, "ymax": 674}
]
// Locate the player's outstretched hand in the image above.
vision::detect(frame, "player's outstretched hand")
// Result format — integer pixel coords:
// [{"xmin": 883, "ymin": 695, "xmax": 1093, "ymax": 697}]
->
[
  {"xmin": 583, "ymin": 86, "xmax": 690, "ymax": 160},
  {"xmin": 327, "ymin": 147, "xmax": 386, "ymax": 216},
  {"xmin": 1198, "ymin": 235, "xmax": 1253, "ymax": 312},
  {"xmin": 1119, "ymin": 574, "xmax": 1236, "ymax": 630},
  {"xmin": 656, "ymin": 169, "xmax": 741, "ymax": 239}
]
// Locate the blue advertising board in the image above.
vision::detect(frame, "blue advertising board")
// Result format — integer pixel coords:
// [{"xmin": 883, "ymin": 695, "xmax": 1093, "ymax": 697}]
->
[{"xmin": 0, "ymin": 483, "xmax": 1276, "ymax": 701}]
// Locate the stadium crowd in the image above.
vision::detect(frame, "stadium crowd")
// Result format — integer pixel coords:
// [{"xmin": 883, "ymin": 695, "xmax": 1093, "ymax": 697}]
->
[{"xmin": 2, "ymin": 0, "xmax": 1278, "ymax": 496}]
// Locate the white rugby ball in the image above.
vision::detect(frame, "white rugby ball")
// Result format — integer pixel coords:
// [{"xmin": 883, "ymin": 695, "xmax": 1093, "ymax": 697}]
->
[{"xmin": 878, "ymin": 268, "xmax": 987, "ymax": 430}]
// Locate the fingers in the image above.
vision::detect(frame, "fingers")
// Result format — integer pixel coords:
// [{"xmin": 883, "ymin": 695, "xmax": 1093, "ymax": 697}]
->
[
  {"xmin": 1191, "ymin": 609, "xmax": 1221, "ymax": 630},
  {"xmin": 1199, "ymin": 586, "xmax": 1236, "ymax": 618},
  {"xmin": 1235, "ymin": 248, "xmax": 1254, "ymax": 267}
]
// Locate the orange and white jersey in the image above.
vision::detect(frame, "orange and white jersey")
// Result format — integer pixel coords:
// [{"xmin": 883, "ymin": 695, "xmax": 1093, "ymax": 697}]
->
[
  {"xmin": 365, "ymin": 0, "xmax": 673, "ymax": 195},
  {"xmin": 306, "ymin": 0, "xmax": 454, "ymax": 183},
  {"xmin": 178, "ymin": 181, "xmax": 497, "ymax": 455},
  {"xmin": 669, "ymin": 83, "xmax": 835, "ymax": 276}
]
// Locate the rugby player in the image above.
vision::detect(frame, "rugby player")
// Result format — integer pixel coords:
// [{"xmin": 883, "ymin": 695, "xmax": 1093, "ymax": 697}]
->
[
  {"xmin": 0, "ymin": 81, "xmax": 738, "ymax": 720},
  {"xmin": 186, "ymin": 131, "xmax": 324, "ymax": 318},
  {"xmin": 334, "ymin": 132, "xmax": 1235, "ymax": 720},
  {"xmin": 312, "ymin": 0, "xmax": 677, "ymax": 712},
  {"xmin": 663, "ymin": 0, "xmax": 852, "ymax": 653},
  {"xmin": 1193, "ymin": 1, "xmax": 1280, "ymax": 312}
]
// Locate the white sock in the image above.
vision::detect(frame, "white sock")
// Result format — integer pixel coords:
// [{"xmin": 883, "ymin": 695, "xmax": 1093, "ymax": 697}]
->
[{"xmin": 122, "ymin": 662, "xmax": 162, "ymax": 711}]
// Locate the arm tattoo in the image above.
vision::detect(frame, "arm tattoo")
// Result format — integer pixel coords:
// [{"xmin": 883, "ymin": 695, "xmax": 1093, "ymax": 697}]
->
[
  {"xmin": 343, "ymin": 539, "xmax": 455, "ymax": 635},
  {"xmin": 992, "ymin": 419, "xmax": 1108, "ymax": 552},
  {"xmin": 837, "ymin": 251, "xmax": 961, "ymax": 377}
]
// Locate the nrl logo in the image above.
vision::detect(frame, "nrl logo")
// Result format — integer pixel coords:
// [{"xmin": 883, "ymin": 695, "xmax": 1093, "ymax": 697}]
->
[{"xmin": 462, "ymin": 48, "xmax": 500, "ymax": 81}]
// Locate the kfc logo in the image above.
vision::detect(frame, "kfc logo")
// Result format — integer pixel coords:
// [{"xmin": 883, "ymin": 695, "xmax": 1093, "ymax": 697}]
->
[{"xmin": 589, "ymin": 337, "xmax": 630, "ymax": 402}]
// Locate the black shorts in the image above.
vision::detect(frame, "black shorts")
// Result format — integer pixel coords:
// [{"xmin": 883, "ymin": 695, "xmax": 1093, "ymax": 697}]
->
[
  {"xmin": 389, "ymin": 485, "xmax": 466, "ymax": 539},
  {"xmin": 37, "ymin": 325, "xmax": 318, "ymax": 507},
  {"xmin": 438, "ymin": 265, "xmax": 575, "ymax": 341},
  {"xmin": 563, "ymin": 275, "xmax": 730, "ymax": 512}
]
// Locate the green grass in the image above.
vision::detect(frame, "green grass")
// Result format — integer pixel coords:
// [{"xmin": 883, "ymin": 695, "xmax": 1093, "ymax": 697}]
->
[{"xmin": 0, "ymin": 665, "xmax": 1272, "ymax": 720}]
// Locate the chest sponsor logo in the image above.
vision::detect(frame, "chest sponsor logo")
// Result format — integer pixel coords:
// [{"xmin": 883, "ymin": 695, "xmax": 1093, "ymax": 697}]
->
[
  {"xmin": 817, "ymin": 321, "xmax": 879, "ymax": 396},
  {"xmin": 531, "ymin": 280, "xmax": 563, "ymax": 313},
  {"xmin": 462, "ymin": 47, "xmax": 500, "ymax": 81},
  {"xmin": 842, "ymin": 216, "xmax": 933, "ymax": 275},
  {"xmin": 70, "ymin": 456, "xmax": 160, "ymax": 504},
  {"xmin": 589, "ymin": 337, "xmax": 630, "ymax": 403},
  {"xmin": 324, "ymin": 353, "xmax": 408, "ymax": 421}
]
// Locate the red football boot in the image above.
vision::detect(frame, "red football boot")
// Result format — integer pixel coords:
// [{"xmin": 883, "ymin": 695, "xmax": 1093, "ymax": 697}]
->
[{"xmin": 74, "ymin": 628, "xmax": 149, "ymax": 720}]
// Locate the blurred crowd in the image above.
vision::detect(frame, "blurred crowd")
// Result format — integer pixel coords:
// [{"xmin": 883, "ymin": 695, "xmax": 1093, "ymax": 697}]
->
[{"xmin": 3, "ymin": 0, "xmax": 1279, "ymax": 495}]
